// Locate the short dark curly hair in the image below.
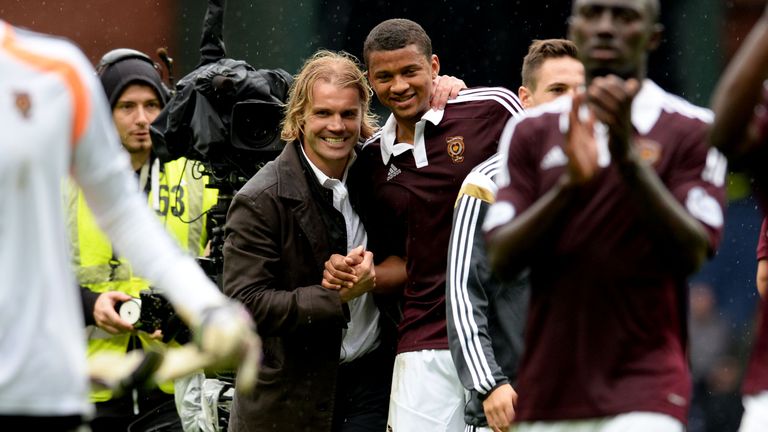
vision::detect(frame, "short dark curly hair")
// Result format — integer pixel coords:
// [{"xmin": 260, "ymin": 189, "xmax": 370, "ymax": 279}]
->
[{"xmin": 363, "ymin": 18, "xmax": 432, "ymax": 67}]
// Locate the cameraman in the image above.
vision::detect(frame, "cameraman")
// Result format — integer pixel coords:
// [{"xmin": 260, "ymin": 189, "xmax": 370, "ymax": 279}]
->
[{"xmin": 69, "ymin": 48, "xmax": 217, "ymax": 431}]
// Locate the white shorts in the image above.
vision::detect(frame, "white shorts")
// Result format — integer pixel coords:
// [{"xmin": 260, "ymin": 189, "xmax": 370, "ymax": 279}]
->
[
  {"xmin": 739, "ymin": 391, "xmax": 768, "ymax": 432},
  {"xmin": 387, "ymin": 349, "xmax": 466, "ymax": 432},
  {"xmin": 512, "ymin": 412, "xmax": 684, "ymax": 432}
]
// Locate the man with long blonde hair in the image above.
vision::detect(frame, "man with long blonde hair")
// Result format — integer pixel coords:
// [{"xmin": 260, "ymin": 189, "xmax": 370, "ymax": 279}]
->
[{"xmin": 223, "ymin": 50, "xmax": 398, "ymax": 431}]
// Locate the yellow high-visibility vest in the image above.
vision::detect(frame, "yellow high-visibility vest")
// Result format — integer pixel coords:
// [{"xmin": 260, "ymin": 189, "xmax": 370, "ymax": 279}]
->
[{"xmin": 66, "ymin": 157, "xmax": 217, "ymax": 401}]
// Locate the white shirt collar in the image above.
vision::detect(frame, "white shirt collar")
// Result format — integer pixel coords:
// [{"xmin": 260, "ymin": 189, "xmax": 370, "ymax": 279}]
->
[
  {"xmin": 299, "ymin": 143, "xmax": 356, "ymax": 187},
  {"xmin": 379, "ymin": 108, "xmax": 445, "ymax": 168},
  {"xmin": 555, "ymin": 79, "xmax": 669, "ymax": 168},
  {"xmin": 630, "ymin": 79, "xmax": 665, "ymax": 135},
  {"xmin": 558, "ymin": 79, "xmax": 667, "ymax": 137}
]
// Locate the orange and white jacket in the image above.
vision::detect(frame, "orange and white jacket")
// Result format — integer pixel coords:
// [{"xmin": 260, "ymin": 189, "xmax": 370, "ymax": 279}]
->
[{"xmin": 0, "ymin": 20, "xmax": 226, "ymax": 418}]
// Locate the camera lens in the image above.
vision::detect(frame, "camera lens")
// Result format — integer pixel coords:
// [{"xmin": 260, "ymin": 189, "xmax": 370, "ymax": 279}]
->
[
  {"xmin": 230, "ymin": 101, "xmax": 281, "ymax": 150},
  {"xmin": 119, "ymin": 298, "xmax": 142, "ymax": 325}
]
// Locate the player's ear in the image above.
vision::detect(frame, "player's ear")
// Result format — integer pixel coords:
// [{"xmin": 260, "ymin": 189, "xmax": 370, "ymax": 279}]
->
[
  {"xmin": 430, "ymin": 54, "xmax": 440, "ymax": 79},
  {"xmin": 518, "ymin": 86, "xmax": 533, "ymax": 109}
]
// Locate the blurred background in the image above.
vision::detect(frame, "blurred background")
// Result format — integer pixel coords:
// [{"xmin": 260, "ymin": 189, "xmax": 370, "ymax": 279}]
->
[{"xmin": 2, "ymin": 0, "xmax": 765, "ymax": 430}]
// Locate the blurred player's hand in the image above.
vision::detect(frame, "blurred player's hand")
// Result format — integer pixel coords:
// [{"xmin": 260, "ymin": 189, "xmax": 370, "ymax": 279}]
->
[
  {"xmin": 90, "ymin": 299, "xmax": 260, "ymax": 396},
  {"xmin": 194, "ymin": 300, "xmax": 261, "ymax": 393},
  {"xmin": 565, "ymin": 90, "xmax": 599, "ymax": 185},
  {"xmin": 585, "ymin": 75, "xmax": 640, "ymax": 166}
]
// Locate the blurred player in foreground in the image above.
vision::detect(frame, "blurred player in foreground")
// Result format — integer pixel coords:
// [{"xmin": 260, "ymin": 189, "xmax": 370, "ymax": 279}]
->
[{"xmin": 0, "ymin": 19, "xmax": 258, "ymax": 431}]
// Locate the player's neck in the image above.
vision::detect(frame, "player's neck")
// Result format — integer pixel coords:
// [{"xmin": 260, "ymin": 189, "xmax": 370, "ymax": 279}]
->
[{"xmin": 395, "ymin": 121, "xmax": 417, "ymax": 144}]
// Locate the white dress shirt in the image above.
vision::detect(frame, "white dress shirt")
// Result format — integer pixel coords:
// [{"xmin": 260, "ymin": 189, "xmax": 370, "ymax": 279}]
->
[{"xmin": 300, "ymin": 146, "xmax": 381, "ymax": 363}]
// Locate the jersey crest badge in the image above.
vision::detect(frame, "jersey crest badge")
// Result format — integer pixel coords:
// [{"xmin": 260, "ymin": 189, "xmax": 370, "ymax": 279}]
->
[
  {"xmin": 447, "ymin": 136, "xmax": 465, "ymax": 164},
  {"xmin": 14, "ymin": 91, "xmax": 31, "ymax": 119},
  {"xmin": 636, "ymin": 138, "xmax": 661, "ymax": 165}
]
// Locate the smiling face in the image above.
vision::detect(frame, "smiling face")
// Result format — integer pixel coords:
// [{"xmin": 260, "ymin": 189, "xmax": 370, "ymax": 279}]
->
[
  {"xmin": 366, "ymin": 44, "xmax": 440, "ymax": 126},
  {"xmin": 568, "ymin": 0, "xmax": 661, "ymax": 81},
  {"xmin": 519, "ymin": 56, "xmax": 585, "ymax": 108},
  {"xmin": 302, "ymin": 80, "xmax": 362, "ymax": 179}
]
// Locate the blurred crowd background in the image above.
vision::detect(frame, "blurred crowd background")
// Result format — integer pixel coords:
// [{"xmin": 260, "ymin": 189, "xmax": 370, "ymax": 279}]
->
[{"xmin": 3, "ymin": 0, "xmax": 765, "ymax": 430}]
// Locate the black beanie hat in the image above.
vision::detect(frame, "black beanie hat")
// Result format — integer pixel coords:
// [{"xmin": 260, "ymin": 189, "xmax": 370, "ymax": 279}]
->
[{"xmin": 98, "ymin": 54, "xmax": 168, "ymax": 109}]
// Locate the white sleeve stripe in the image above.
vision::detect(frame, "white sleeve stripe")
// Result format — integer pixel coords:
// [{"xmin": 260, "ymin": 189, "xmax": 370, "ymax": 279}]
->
[
  {"xmin": 460, "ymin": 86, "xmax": 519, "ymax": 101},
  {"xmin": 448, "ymin": 94, "xmax": 524, "ymax": 117},
  {"xmin": 449, "ymin": 194, "xmax": 496, "ymax": 392},
  {"xmin": 362, "ymin": 130, "xmax": 382, "ymax": 148},
  {"xmin": 457, "ymin": 88, "xmax": 522, "ymax": 108},
  {"xmin": 471, "ymin": 153, "xmax": 503, "ymax": 178},
  {"xmin": 449, "ymin": 91, "xmax": 525, "ymax": 115},
  {"xmin": 460, "ymin": 86, "xmax": 515, "ymax": 94},
  {"xmin": 463, "ymin": 155, "xmax": 503, "ymax": 193},
  {"xmin": 495, "ymin": 117, "xmax": 520, "ymax": 188},
  {"xmin": 467, "ymin": 91, "xmax": 526, "ymax": 114}
]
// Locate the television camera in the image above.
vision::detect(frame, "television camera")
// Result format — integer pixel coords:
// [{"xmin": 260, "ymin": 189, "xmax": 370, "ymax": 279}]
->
[{"xmin": 150, "ymin": 0, "xmax": 293, "ymax": 285}]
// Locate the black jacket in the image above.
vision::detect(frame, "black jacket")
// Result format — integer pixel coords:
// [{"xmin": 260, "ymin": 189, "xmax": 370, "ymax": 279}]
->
[
  {"xmin": 446, "ymin": 155, "xmax": 529, "ymax": 427},
  {"xmin": 223, "ymin": 141, "xmax": 397, "ymax": 431}
]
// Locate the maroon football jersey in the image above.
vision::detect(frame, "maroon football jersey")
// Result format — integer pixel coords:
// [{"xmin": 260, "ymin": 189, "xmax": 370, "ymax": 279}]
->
[
  {"xmin": 491, "ymin": 81, "xmax": 727, "ymax": 423},
  {"xmin": 743, "ymin": 217, "xmax": 768, "ymax": 395},
  {"xmin": 359, "ymin": 88, "xmax": 522, "ymax": 354}
]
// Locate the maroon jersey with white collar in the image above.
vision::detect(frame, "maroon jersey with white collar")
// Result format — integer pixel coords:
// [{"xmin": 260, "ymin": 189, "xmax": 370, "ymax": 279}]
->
[
  {"xmin": 486, "ymin": 80, "xmax": 727, "ymax": 423},
  {"xmin": 358, "ymin": 87, "xmax": 523, "ymax": 354}
]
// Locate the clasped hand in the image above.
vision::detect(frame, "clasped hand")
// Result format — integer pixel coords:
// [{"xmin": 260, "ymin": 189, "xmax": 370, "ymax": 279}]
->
[{"xmin": 322, "ymin": 245, "xmax": 376, "ymax": 303}]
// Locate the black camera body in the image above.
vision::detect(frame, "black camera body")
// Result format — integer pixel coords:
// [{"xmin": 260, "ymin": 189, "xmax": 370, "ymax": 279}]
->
[
  {"xmin": 136, "ymin": 290, "xmax": 174, "ymax": 332},
  {"xmin": 118, "ymin": 289, "xmax": 190, "ymax": 343}
]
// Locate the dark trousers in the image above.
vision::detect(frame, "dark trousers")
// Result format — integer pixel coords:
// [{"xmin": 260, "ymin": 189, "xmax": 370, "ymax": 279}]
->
[
  {"xmin": 0, "ymin": 415, "xmax": 85, "ymax": 431},
  {"xmin": 332, "ymin": 344, "xmax": 395, "ymax": 432},
  {"xmin": 90, "ymin": 389, "xmax": 181, "ymax": 432}
]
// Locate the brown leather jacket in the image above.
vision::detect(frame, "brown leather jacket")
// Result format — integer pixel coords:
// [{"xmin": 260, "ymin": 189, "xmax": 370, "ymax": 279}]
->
[{"xmin": 223, "ymin": 141, "xmax": 397, "ymax": 431}]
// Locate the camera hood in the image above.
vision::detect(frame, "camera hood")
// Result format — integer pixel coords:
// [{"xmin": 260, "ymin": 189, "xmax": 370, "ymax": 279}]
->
[{"xmin": 150, "ymin": 58, "xmax": 292, "ymax": 179}]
